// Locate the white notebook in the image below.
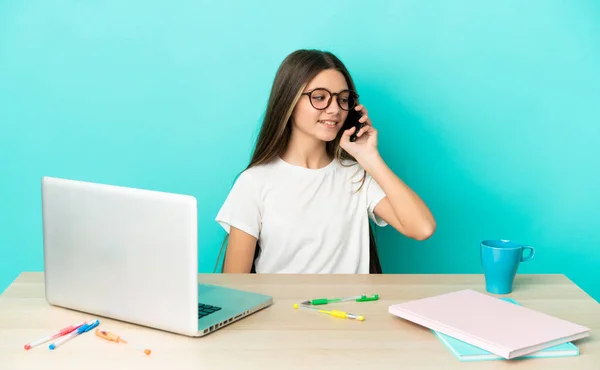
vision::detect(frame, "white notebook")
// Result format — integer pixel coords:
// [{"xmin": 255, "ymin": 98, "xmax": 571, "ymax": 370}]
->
[{"xmin": 388, "ymin": 289, "xmax": 590, "ymax": 359}]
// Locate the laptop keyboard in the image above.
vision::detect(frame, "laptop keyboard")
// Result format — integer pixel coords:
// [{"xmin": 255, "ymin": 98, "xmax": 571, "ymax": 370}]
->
[{"xmin": 198, "ymin": 303, "xmax": 222, "ymax": 319}]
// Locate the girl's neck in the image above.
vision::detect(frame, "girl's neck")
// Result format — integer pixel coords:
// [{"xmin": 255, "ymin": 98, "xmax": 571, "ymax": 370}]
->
[{"xmin": 281, "ymin": 130, "xmax": 332, "ymax": 170}]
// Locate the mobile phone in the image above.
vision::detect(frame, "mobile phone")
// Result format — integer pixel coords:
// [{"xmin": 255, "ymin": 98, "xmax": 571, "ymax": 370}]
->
[{"xmin": 343, "ymin": 109, "xmax": 365, "ymax": 142}]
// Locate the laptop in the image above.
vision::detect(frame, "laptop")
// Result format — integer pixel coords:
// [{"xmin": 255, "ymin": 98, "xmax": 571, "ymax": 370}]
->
[{"xmin": 41, "ymin": 176, "xmax": 273, "ymax": 337}]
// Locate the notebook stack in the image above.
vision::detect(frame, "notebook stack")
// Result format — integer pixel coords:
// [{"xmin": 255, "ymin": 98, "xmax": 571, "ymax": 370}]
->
[{"xmin": 388, "ymin": 289, "xmax": 590, "ymax": 362}]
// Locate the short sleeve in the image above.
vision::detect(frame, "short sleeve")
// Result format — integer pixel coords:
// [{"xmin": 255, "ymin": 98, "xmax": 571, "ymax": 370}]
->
[
  {"xmin": 366, "ymin": 174, "xmax": 388, "ymax": 227},
  {"xmin": 215, "ymin": 171, "xmax": 262, "ymax": 239}
]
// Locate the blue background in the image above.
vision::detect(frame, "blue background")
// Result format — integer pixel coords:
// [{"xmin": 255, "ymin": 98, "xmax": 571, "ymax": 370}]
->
[{"xmin": 1, "ymin": 1, "xmax": 599, "ymax": 301}]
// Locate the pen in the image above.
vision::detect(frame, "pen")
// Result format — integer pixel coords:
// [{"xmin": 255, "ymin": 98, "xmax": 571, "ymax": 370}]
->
[
  {"xmin": 294, "ymin": 303, "xmax": 364, "ymax": 321},
  {"xmin": 95, "ymin": 328, "xmax": 151, "ymax": 355},
  {"xmin": 302, "ymin": 294, "xmax": 379, "ymax": 306},
  {"xmin": 24, "ymin": 321, "xmax": 86, "ymax": 350},
  {"xmin": 49, "ymin": 319, "xmax": 100, "ymax": 350}
]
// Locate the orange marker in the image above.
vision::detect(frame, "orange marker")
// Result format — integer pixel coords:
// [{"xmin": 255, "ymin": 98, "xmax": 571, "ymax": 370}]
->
[{"xmin": 95, "ymin": 329, "xmax": 151, "ymax": 355}]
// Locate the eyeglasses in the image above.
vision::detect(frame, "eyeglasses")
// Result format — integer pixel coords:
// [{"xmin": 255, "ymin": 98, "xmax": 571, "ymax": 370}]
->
[{"xmin": 301, "ymin": 88, "xmax": 359, "ymax": 111}]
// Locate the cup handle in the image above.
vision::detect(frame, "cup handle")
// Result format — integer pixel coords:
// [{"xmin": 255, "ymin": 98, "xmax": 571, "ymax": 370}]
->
[{"xmin": 521, "ymin": 246, "xmax": 535, "ymax": 262}]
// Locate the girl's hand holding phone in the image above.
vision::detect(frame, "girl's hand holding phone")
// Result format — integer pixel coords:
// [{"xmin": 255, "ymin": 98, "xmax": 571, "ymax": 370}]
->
[{"xmin": 340, "ymin": 104, "xmax": 380, "ymax": 164}]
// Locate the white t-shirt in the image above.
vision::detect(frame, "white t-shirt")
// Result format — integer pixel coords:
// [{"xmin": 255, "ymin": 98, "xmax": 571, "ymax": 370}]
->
[{"xmin": 215, "ymin": 157, "xmax": 388, "ymax": 273}]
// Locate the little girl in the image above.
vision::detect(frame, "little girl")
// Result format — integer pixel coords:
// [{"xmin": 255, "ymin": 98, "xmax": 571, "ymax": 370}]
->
[{"xmin": 215, "ymin": 49, "xmax": 435, "ymax": 273}]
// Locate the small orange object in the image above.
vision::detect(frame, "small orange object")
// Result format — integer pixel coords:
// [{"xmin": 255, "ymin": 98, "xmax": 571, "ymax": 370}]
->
[
  {"xmin": 95, "ymin": 329, "xmax": 127, "ymax": 343},
  {"xmin": 95, "ymin": 328, "xmax": 151, "ymax": 355}
]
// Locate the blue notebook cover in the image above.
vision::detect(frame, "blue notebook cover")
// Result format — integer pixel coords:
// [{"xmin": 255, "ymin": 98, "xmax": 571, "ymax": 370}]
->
[{"xmin": 432, "ymin": 298, "xmax": 580, "ymax": 362}]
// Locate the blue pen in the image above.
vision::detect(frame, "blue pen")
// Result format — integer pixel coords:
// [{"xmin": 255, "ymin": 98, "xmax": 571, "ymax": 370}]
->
[{"xmin": 49, "ymin": 319, "xmax": 100, "ymax": 350}]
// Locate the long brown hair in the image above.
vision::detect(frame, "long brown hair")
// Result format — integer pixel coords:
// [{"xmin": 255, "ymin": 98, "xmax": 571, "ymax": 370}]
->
[{"xmin": 214, "ymin": 49, "xmax": 369, "ymax": 272}]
